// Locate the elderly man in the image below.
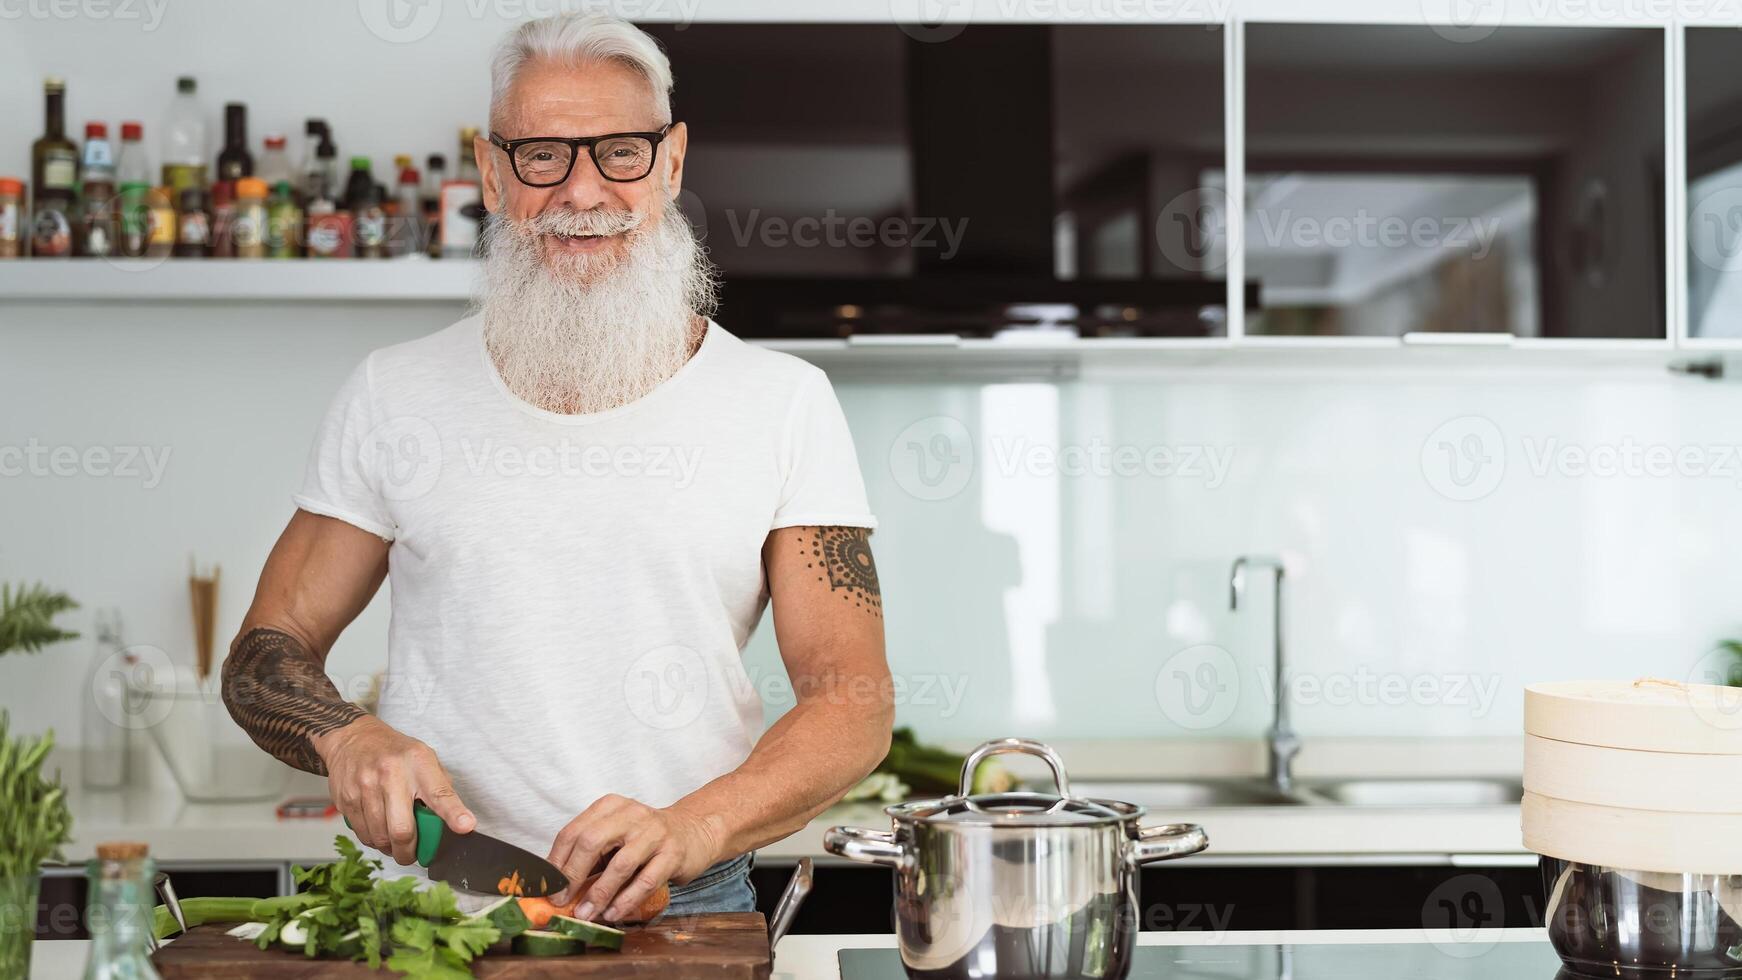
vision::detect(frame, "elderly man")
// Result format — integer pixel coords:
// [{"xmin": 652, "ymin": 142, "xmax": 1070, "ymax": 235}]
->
[{"xmin": 222, "ymin": 12, "xmax": 892, "ymax": 922}]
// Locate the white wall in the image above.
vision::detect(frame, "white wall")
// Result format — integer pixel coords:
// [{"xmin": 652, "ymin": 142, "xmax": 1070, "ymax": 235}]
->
[{"xmin": 7, "ymin": 298, "xmax": 1742, "ymax": 744}]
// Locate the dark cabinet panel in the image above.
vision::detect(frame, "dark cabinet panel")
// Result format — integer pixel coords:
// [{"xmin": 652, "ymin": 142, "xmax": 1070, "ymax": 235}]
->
[
  {"xmin": 36, "ymin": 867, "xmax": 279, "ymax": 941},
  {"xmin": 641, "ymin": 23, "xmax": 1226, "ymax": 339},
  {"xmin": 754, "ymin": 863, "xmax": 1542, "ymax": 934}
]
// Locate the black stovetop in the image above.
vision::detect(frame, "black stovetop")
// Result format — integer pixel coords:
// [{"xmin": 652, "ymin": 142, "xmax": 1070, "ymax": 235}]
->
[{"xmin": 839, "ymin": 939, "xmax": 1567, "ymax": 979}]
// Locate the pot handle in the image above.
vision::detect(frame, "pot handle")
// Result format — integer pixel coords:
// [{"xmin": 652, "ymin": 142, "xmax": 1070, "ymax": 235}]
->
[
  {"xmin": 959, "ymin": 737, "xmax": 1072, "ymax": 798},
  {"xmin": 824, "ymin": 826, "xmax": 906, "ymax": 868},
  {"xmin": 1128, "ymin": 823, "xmax": 1209, "ymax": 865}
]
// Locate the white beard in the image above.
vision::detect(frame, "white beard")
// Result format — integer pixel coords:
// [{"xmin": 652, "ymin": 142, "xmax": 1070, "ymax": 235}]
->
[{"xmin": 479, "ymin": 196, "xmax": 719, "ymax": 415}]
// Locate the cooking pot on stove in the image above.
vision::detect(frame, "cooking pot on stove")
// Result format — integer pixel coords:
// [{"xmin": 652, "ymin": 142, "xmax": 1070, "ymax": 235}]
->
[{"xmin": 824, "ymin": 737, "xmax": 1208, "ymax": 980}]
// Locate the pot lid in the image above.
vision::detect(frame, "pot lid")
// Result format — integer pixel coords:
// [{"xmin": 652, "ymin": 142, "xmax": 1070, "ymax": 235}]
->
[
  {"xmin": 891, "ymin": 791, "xmax": 1129, "ymax": 827},
  {"xmin": 1525, "ymin": 678, "xmax": 1742, "ymax": 754}
]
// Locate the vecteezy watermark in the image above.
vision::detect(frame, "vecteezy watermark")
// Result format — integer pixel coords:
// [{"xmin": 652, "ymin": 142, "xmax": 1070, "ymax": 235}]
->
[
  {"xmin": 458, "ymin": 438, "xmax": 703, "ymax": 488},
  {"xmin": 1155, "ymin": 644, "xmax": 1242, "ymax": 731},
  {"xmin": 1156, "ymin": 186, "xmax": 1234, "ymax": 275},
  {"xmin": 741, "ymin": 667, "xmax": 972, "ymax": 718},
  {"xmin": 1255, "ymin": 667, "xmax": 1503, "ymax": 719},
  {"xmin": 1421, "ymin": 416, "xmax": 1506, "ymax": 502},
  {"xmin": 888, "ymin": 416, "xmax": 1235, "ymax": 502},
  {"xmin": 0, "ymin": 439, "xmax": 173, "ymax": 489},
  {"xmin": 722, "ymin": 210, "xmax": 969, "ymax": 262},
  {"xmin": 623, "ymin": 644, "xmax": 711, "ymax": 731},
  {"xmin": 1423, "ymin": 873, "xmax": 1505, "ymax": 958},
  {"xmin": 0, "ymin": 0, "xmax": 168, "ymax": 29},
  {"xmin": 1690, "ymin": 185, "xmax": 1742, "ymax": 274},
  {"xmin": 357, "ymin": 0, "xmax": 703, "ymax": 44},
  {"xmin": 1426, "ymin": 0, "xmax": 1739, "ymax": 44},
  {"xmin": 1155, "ymin": 649, "xmax": 1503, "ymax": 731},
  {"xmin": 362, "ymin": 416, "xmax": 444, "ymax": 502},
  {"xmin": 1423, "ymin": 415, "xmax": 1742, "ymax": 501},
  {"xmin": 890, "ymin": 416, "xmax": 975, "ymax": 502},
  {"xmin": 1254, "ymin": 208, "xmax": 1501, "ymax": 259},
  {"xmin": 989, "ymin": 437, "xmax": 1233, "ymax": 486},
  {"xmin": 891, "ymin": 0, "xmax": 1230, "ymax": 43},
  {"xmin": 359, "ymin": 418, "xmax": 706, "ymax": 502}
]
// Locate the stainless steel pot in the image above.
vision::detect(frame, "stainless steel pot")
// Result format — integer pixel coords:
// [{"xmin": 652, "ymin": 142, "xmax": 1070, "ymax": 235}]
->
[
  {"xmin": 824, "ymin": 738, "xmax": 1208, "ymax": 980},
  {"xmin": 1542, "ymin": 857, "xmax": 1742, "ymax": 979}
]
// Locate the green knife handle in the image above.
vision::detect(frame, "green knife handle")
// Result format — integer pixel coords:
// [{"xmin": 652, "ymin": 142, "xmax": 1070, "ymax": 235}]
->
[{"xmin": 341, "ymin": 801, "xmax": 445, "ymax": 868}]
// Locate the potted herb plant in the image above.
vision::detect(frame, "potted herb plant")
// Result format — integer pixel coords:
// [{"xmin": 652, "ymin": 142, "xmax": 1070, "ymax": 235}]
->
[{"xmin": 0, "ymin": 582, "xmax": 78, "ymax": 977}]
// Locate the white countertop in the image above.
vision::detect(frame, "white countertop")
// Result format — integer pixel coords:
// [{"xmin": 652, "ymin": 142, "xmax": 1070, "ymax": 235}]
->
[
  {"xmin": 53, "ymin": 737, "xmax": 1529, "ymax": 866},
  {"xmin": 30, "ymin": 927, "xmax": 1553, "ymax": 979}
]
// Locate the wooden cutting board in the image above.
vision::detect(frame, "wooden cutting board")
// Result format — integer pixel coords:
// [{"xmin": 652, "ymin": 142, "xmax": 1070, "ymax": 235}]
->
[{"xmin": 152, "ymin": 912, "xmax": 770, "ymax": 978}]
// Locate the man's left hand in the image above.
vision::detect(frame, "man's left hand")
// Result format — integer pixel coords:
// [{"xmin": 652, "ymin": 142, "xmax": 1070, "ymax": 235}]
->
[{"xmin": 546, "ymin": 795, "xmax": 722, "ymax": 921}]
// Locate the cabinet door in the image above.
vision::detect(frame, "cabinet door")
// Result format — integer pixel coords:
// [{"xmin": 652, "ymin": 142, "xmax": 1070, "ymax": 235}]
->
[
  {"xmin": 1244, "ymin": 24, "xmax": 1665, "ymax": 340},
  {"xmin": 641, "ymin": 23, "xmax": 1225, "ymax": 339},
  {"xmin": 1686, "ymin": 27, "xmax": 1742, "ymax": 341}
]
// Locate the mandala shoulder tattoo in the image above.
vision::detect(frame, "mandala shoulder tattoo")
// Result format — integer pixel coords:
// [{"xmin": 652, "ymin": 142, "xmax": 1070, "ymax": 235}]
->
[
  {"xmin": 798, "ymin": 526, "xmax": 882, "ymax": 618},
  {"xmin": 221, "ymin": 627, "xmax": 365, "ymax": 775}
]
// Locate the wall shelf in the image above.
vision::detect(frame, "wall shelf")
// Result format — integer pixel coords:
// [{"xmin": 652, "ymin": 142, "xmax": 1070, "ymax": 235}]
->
[
  {"xmin": 0, "ymin": 258, "xmax": 481, "ymax": 302},
  {"xmin": 2, "ymin": 261, "xmax": 1704, "ymax": 377}
]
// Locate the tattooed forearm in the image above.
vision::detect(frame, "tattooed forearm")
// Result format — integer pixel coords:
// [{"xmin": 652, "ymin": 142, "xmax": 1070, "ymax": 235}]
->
[
  {"xmin": 799, "ymin": 526, "xmax": 882, "ymax": 618},
  {"xmin": 221, "ymin": 627, "xmax": 365, "ymax": 775}
]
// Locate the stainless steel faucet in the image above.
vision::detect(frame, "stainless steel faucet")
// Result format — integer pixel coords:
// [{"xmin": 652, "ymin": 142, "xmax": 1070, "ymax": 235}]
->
[{"xmin": 1230, "ymin": 555, "xmax": 1299, "ymax": 793}]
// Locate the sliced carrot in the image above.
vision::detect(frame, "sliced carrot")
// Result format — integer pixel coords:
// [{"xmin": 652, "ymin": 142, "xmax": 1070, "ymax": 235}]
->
[{"xmin": 517, "ymin": 896, "xmax": 560, "ymax": 929}]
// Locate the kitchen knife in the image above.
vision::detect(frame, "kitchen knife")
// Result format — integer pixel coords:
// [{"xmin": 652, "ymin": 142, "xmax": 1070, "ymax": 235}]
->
[{"xmin": 346, "ymin": 802, "xmax": 568, "ymax": 897}]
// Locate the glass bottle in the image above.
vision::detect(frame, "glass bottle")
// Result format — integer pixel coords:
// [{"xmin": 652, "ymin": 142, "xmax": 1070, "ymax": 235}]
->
[
  {"xmin": 173, "ymin": 188, "xmax": 209, "ymax": 258},
  {"xmin": 30, "ymin": 77, "xmax": 77, "ymax": 258},
  {"xmin": 161, "ymin": 76, "xmax": 207, "ymax": 195},
  {"xmin": 257, "ymin": 133, "xmax": 291, "ymax": 188},
  {"xmin": 266, "ymin": 179, "xmax": 302, "ymax": 258},
  {"xmin": 440, "ymin": 128, "xmax": 481, "ymax": 258},
  {"xmin": 215, "ymin": 103, "xmax": 251, "ymax": 181},
  {"xmin": 422, "ymin": 153, "xmax": 446, "ymax": 258},
  {"xmin": 346, "ymin": 157, "xmax": 386, "ymax": 258},
  {"xmin": 115, "ymin": 123, "xmax": 152, "ymax": 257},
  {"xmin": 77, "ymin": 122, "xmax": 118, "ymax": 258},
  {"xmin": 82, "ymin": 842, "xmax": 161, "ymax": 980},
  {"xmin": 82, "ymin": 609, "xmax": 131, "ymax": 790}
]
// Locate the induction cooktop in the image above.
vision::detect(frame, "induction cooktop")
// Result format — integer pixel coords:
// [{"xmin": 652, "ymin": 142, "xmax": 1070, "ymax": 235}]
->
[{"xmin": 838, "ymin": 939, "xmax": 1568, "ymax": 979}]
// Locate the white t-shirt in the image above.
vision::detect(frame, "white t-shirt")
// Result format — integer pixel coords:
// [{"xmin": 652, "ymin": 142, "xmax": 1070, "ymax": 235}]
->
[{"xmin": 294, "ymin": 315, "xmax": 875, "ymax": 866}]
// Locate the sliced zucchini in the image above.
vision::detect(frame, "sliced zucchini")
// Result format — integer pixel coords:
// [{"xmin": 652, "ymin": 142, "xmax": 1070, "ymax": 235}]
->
[
  {"xmin": 279, "ymin": 919, "xmax": 309, "ymax": 947},
  {"xmin": 466, "ymin": 895, "xmax": 531, "ymax": 939},
  {"xmin": 511, "ymin": 929, "xmax": 586, "ymax": 956},
  {"xmin": 544, "ymin": 914, "xmax": 625, "ymax": 951}
]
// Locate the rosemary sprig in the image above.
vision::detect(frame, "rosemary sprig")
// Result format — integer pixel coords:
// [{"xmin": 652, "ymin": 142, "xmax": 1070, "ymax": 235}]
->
[
  {"xmin": 0, "ymin": 583, "xmax": 79, "ymax": 655},
  {"xmin": 0, "ymin": 712, "xmax": 72, "ymax": 883}
]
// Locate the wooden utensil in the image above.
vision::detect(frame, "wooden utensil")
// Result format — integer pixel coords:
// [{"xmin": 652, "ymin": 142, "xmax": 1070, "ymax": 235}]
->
[
  {"xmin": 188, "ymin": 556, "xmax": 220, "ymax": 682},
  {"xmin": 153, "ymin": 912, "xmax": 772, "ymax": 978}
]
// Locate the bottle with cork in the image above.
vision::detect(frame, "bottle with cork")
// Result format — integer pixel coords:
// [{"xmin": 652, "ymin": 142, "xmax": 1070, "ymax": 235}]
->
[{"xmin": 84, "ymin": 841, "xmax": 161, "ymax": 979}]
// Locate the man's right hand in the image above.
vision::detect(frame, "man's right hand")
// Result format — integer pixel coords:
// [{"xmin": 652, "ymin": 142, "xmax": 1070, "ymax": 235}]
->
[{"xmin": 314, "ymin": 715, "xmax": 477, "ymax": 866}]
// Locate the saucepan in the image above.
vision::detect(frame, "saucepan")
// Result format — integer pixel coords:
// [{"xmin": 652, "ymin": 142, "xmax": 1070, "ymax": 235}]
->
[{"xmin": 825, "ymin": 737, "xmax": 1208, "ymax": 980}]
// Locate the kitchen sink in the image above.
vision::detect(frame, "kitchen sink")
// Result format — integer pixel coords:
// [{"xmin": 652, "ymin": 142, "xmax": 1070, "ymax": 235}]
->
[
  {"xmin": 1297, "ymin": 777, "xmax": 1524, "ymax": 807},
  {"xmin": 1062, "ymin": 779, "xmax": 1311, "ymax": 808}
]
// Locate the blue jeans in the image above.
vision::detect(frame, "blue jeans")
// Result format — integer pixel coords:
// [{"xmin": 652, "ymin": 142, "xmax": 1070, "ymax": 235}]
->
[{"xmin": 665, "ymin": 852, "xmax": 756, "ymax": 915}]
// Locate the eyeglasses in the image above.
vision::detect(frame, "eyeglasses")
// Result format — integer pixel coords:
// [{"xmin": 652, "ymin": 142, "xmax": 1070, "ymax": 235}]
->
[{"xmin": 487, "ymin": 124, "xmax": 675, "ymax": 186}]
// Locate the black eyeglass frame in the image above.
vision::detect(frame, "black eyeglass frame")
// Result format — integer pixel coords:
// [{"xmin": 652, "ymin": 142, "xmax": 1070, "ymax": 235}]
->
[{"xmin": 487, "ymin": 124, "xmax": 676, "ymax": 186}]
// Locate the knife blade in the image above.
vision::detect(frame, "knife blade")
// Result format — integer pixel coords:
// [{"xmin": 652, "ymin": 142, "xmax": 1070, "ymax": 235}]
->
[
  {"xmin": 425, "ymin": 819, "xmax": 568, "ymax": 897},
  {"xmin": 347, "ymin": 802, "xmax": 569, "ymax": 897}
]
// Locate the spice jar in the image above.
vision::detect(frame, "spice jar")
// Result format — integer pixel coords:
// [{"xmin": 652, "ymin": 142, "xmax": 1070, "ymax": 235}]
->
[{"xmin": 0, "ymin": 178, "xmax": 22, "ymax": 258}]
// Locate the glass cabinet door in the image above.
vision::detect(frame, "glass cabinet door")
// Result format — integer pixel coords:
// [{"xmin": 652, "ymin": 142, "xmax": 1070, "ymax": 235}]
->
[
  {"xmin": 1244, "ymin": 24, "xmax": 1664, "ymax": 340},
  {"xmin": 1686, "ymin": 27, "xmax": 1742, "ymax": 341}
]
